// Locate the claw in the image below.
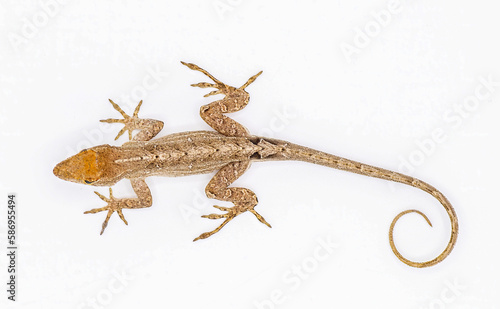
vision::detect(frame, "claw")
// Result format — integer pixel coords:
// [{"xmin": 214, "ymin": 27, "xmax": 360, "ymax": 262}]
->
[
  {"xmin": 250, "ymin": 209, "xmax": 272, "ymax": 228},
  {"xmin": 240, "ymin": 71, "xmax": 263, "ymax": 90},
  {"xmin": 100, "ymin": 209, "xmax": 113, "ymax": 235},
  {"xmin": 93, "ymin": 188, "xmax": 113, "ymax": 201},
  {"xmin": 133, "ymin": 100, "xmax": 143, "ymax": 117},
  {"xmin": 117, "ymin": 209, "xmax": 128, "ymax": 225},
  {"xmin": 194, "ymin": 203, "xmax": 271, "ymax": 241},
  {"xmin": 101, "ymin": 100, "xmax": 144, "ymax": 141},
  {"xmin": 193, "ymin": 217, "xmax": 232, "ymax": 242},
  {"xmin": 201, "ymin": 205, "xmax": 234, "ymax": 219},
  {"xmin": 85, "ymin": 188, "xmax": 128, "ymax": 235},
  {"xmin": 204, "ymin": 89, "xmax": 224, "ymax": 97},
  {"xmin": 108, "ymin": 99, "xmax": 129, "ymax": 119},
  {"xmin": 189, "ymin": 81, "xmax": 225, "ymax": 97},
  {"xmin": 181, "ymin": 61, "xmax": 224, "ymax": 85},
  {"xmin": 191, "ymin": 82, "xmax": 217, "ymax": 88},
  {"xmin": 115, "ymin": 126, "xmax": 128, "ymax": 141},
  {"xmin": 201, "ymin": 213, "xmax": 227, "ymax": 219},
  {"xmin": 84, "ymin": 206, "xmax": 108, "ymax": 214},
  {"xmin": 100, "ymin": 118, "xmax": 125, "ymax": 124},
  {"xmin": 212, "ymin": 205, "xmax": 231, "ymax": 212},
  {"xmin": 182, "ymin": 61, "xmax": 261, "ymax": 99}
]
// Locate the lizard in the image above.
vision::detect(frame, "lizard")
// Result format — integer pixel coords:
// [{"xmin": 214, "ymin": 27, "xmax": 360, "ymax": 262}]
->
[{"xmin": 53, "ymin": 61, "xmax": 458, "ymax": 268}]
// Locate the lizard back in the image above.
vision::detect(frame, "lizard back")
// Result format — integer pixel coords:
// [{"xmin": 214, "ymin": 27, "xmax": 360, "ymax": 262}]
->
[{"xmin": 123, "ymin": 131, "xmax": 261, "ymax": 178}]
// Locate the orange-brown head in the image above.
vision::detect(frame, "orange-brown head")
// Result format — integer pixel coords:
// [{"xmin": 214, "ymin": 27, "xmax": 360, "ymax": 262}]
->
[
  {"xmin": 54, "ymin": 145, "xmax": 131, "ymax": 186},
  {"xmin": 54, "ymin": 144, "xmax": 153, "ymax": 186},
  {"xmin": 53, "ymin": 147, "xmax": 105, "ymax": 185}
]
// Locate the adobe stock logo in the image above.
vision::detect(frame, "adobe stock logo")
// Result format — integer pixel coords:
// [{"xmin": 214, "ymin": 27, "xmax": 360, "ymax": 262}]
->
[
  {"xmin": 419, "ymin": 279, "xmax": 467, "ymax": 309},
  {"xmin": 213, "ymin": 0, "xmax": 244, "ymax": 20},
  {"xmin": 340, "ymin": 0, "xmax": 403, "ymax": 63},
  {"xmin": 253, "ymin": 235, "xmax": 339, "ymax": 309},
  {"xmin": 398, "ymin": 75, "xmax": 498, "ymax": 176},
  {"xmin": 76, "ymin": 270, "xmax": 135, "ymax": 309},
  {"xmin": 8, "ymin": 0, "xmax": 70, "ymax": 51}
]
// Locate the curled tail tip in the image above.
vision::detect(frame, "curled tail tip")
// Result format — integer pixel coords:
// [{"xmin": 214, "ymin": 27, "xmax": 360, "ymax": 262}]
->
[
  {"xmin": 396, "ymin": 209, "xmax": 433, "ymax": 227},
  {"xmin": 389, "ymin": 208, "xmax": 457, "ymax": 268}
]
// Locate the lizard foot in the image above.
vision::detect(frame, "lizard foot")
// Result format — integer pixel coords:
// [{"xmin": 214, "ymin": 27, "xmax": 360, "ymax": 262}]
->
[
  {"xmin": 181, "ymin": 61, "xmax": 262, "ymax": 97},
  {"xmin": 100, "ymin": 99, "xmax": 145, "ymax": 140},
  {"xmin": 193, "ymin": 204, "xmax": 271, "ymax": 241},
  {"xmin": 84, "ymin": 188, "xmax": 129, "ymax": 235}
]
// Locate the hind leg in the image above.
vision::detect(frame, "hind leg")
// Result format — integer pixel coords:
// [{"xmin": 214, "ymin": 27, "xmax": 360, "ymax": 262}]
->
[
  {"xmin": 181, "ymin": 61, "xmax": 262, "ymax": 137},
  {"xmin": 194, "ymin": 161, "xmax": 271, "ymax": 241}
]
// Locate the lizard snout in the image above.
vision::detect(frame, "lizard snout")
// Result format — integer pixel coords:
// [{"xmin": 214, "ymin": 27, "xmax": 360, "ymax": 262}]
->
[{"xmin": 53, "ymin": 149, "xmax": 102, "ymax": 185}]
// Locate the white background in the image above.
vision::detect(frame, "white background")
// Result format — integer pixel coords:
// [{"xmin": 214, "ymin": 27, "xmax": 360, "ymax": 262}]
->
[{"xmin": 1, "ymin": 0, "xmax": 499, "ymax": 308}]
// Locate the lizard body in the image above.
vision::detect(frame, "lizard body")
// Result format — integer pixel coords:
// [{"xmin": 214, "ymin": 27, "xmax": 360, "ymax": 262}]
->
[{"xmin": 54, "ymin": 62, "xmax": 458, "ymax": 268}]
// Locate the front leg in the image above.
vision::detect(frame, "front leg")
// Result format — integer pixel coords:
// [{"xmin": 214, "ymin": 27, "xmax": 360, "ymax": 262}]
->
[
  {"xmin": 194, "ymin": 161, "xmax": 271, "ymax": 241},
  {"xmin": 84, "ymin": 179, "xmax": 152, "ymax": 234},
  {"xmin": 101, "ymin": 99, "xmax": 164, "ymax": 142},
  {"xmin": 181, "ymin": 61, "xmax": 262, "ymax": 137}
]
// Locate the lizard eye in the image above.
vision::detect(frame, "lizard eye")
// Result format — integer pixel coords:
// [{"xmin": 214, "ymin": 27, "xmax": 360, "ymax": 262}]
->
[{"xmin": 84, "ymin": 180, "xmax": 94, "ymax": 184}]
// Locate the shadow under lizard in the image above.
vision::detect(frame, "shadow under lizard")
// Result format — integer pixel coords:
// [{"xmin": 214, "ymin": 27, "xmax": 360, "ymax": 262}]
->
[{"xmin": 53, "ymin": 62, "xmax": 459, "ymax": 268}]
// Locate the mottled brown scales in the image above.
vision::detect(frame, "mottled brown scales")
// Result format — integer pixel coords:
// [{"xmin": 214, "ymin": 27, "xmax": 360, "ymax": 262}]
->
[{"xmin": 54, "ymin": 62, "xmax": 458, "ymax": 268}]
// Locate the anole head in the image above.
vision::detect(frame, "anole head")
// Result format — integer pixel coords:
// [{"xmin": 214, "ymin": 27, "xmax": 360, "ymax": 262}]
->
[{"xmin": 53, "ymin": 145, "xmax": 127, "ymax": 186}]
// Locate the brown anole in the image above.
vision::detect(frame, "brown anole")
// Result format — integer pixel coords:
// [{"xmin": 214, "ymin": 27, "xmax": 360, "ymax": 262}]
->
[{"xmin": 54, "ymin": 62, "xmax": 458, "ymax": 268}]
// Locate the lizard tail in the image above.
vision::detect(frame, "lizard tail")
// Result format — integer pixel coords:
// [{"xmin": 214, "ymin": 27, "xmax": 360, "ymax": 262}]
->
[{"xmin": 254, "ymin": 137, "xmax": 458, "ymax": 268}]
